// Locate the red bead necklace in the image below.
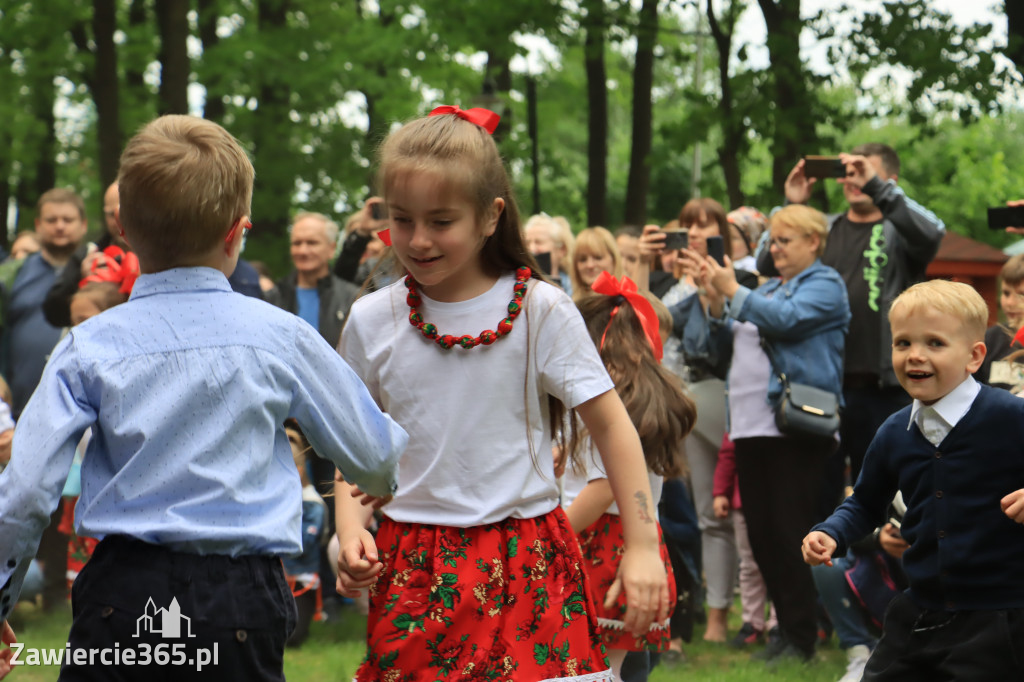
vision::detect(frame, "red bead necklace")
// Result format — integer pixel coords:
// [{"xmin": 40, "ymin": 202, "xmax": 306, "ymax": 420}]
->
[{"xmin": 406, "ymin": 267, "xmax": 531, "ymax": 350}]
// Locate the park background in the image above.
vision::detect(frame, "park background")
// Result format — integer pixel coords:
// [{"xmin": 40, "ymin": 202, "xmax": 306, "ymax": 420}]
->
[{"xmin": 2, "ymin": 0, "xmax": 1024, "ymax": 276}]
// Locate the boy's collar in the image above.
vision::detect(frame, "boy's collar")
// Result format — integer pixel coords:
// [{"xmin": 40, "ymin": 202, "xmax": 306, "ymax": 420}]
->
[
  {"xmin": 129, "ymin": 267, "xmax": 232, "ymax": 300},
  {"xmin": 907, "ymin": 375, "xmax": 980, "ymax": 430}
]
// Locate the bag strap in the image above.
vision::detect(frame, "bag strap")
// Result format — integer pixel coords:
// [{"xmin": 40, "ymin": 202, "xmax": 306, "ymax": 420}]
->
[{"xmin": 759, "ymin": 335, "xmax": 789, "ymax": 388}]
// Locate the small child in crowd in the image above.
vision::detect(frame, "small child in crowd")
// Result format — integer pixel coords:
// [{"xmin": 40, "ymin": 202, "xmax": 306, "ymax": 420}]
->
[
  {"xmin": 282, "ymin": 421, "xmax": 329, "ymax": 649},
  {"xmin": 803, "ymin": 279, "xmax": 1024, "ymax": 680},
  {"xmin": 0, "ymin": 114, "xmax": 407, "ymax": 681}
]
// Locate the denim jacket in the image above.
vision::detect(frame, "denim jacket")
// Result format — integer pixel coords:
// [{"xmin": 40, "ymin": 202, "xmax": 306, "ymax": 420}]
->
[{"xmin": 708, "ymin": 260, "xmax": 851, "ymax": 407}]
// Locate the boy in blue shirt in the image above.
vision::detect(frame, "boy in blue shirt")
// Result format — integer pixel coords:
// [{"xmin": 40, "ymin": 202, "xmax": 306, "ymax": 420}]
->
[
  {"xmin": 0, "ymin": 115, "xmax": 408, "ymax": 681},
  {"xmin": 803, "ymin": 279, "xmax": 1024, "ymax": 680}
]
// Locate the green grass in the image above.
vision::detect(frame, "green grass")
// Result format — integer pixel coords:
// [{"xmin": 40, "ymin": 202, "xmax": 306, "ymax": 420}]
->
[{"xmin": 6, "ymin": 600, "xmax": 849, "ymax": 681}]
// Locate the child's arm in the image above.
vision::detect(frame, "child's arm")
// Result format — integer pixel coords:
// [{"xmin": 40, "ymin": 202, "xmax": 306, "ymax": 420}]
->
[
  {"xmin": 1000, "ymin": 489, "xmax": 1024, "ymax": 523},
  {"xmin": 564, "ymin": 478, "xmax": 614, "ymax": 534},
  {"xmin": 576, "ymin": 389, "xmax": 669, "ymax": 637},
  {"xmin": 801, "ymin": 530, "xmax": 838, "ymax": 567},
  {"xmin": 334, "ymin": 477, "xmax": 382, "ymax": 598}
]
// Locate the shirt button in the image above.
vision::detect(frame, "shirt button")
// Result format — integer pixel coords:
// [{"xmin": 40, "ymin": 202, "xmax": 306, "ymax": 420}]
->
[
  {"xmin": 935, "ymin": 490, "xmax": 943, "ymax": 498},
  {"xmin": 938, "ymin": 530, "xmax": 946, "ymax": 539},
  {"xmin": 934, "ymin": 451, "xmax": 942, "ymax": 458},
  {"xmin": 946, "ymin": 601, "xmax": 955, "ymax": 610}
]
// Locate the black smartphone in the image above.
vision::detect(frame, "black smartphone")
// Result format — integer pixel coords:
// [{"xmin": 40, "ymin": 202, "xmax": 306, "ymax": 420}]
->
[
  {"xmin": 533, "ymin": 251, "xmax": 553, "ymax": 275},
  {"xmin": 662, "ymin": 230, "xmax": 689, "ymax": 251},
  {"xmin": 706, "ymin": 235, "xmax": 725, "ymax": 266},
  {"xmin": 988, "ymin": 205, "xmax": 1024, "ymax": 230},
  {"xmin": 370, "ymin": 201, "xmax": 387, "ymax": 220},
  {"xmin": 802, "ymin": 155, "xmax": 846, "ymax": 179}
]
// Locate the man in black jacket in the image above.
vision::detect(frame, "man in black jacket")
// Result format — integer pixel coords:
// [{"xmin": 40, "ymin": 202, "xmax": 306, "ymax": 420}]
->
[{"xmin": 269, "ymin": 211, "xmax": 358, "ymax": 350}]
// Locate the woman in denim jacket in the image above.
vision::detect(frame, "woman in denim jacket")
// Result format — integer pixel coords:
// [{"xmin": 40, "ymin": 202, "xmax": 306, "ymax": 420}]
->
[{"xmin": 687, "ymin": 204, "xmax": 850, "ymax": 666}]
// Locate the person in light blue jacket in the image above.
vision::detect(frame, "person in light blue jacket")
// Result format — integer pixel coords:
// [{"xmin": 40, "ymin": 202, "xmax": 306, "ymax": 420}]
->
[{"xmin": 685, "ymin": 204, "xmax": 851, "ymax": 666}]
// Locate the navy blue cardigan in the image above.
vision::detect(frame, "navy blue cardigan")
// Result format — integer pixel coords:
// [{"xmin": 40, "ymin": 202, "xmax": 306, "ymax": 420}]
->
[{"xmin": 814, "ymin": 384, "xmax": 1024, "ymax": 611}]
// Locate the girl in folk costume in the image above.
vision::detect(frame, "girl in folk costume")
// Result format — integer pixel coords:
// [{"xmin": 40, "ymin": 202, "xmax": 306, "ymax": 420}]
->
[
  {"xmin": 334, "ymin": 106, "xmax": 669, "ymax": 682},
  {"xmin": 566, "ymin": 274, "xmax": 696, "ymax": 680}
]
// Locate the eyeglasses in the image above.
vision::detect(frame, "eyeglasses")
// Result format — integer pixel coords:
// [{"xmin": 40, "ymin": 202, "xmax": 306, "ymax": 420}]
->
[
  {"xmin": 225, "ymin": 218, "xmax": 253, "ymax": 245},
  {"xmin": 769, "ymin": 235, "xmax": 797, "ymax": 248}
]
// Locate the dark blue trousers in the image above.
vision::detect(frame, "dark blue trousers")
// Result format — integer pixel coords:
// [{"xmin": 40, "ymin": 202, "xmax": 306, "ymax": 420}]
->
[{"xmin": 59, "ymin": 535, "xmax": 296, "ymax": 681}]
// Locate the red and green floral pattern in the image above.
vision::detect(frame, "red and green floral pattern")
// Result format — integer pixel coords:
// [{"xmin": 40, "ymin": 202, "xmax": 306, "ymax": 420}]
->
[
  {"xmin": 577, "ymin": 513, "xmax": 675, "ymax": 652},
  {"xmin": 355, "ymin": 509, "xmax": 613, "ymax": 682}
]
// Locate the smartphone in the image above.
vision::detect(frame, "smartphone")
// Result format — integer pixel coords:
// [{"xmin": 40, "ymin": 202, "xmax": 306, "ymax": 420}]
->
[
  {"xmin": 988, "ymin": 205, "xmax": 1024, "ymax": 230},
  {"xmin": 533, "ymin": 251, "xmax": 553, "ymax": 275},
  {"xmin": 802, "ymin": 155, "xmax": 846, "ymax": 179},
  {"xmin": 370, "ymin": 201, "xmax": 387, "ymax": 220},
  {"xmin": 662, "ymin": 230, "xmax": 689, "ymax": 251},
  {"xmin": 706, "ymin": 235, "xmax": 725, "ymax": 266}
]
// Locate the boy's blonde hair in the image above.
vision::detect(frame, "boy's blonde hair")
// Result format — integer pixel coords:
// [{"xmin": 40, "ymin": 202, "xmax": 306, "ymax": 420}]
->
[
  {"xmin": 118, "ymin": 115, "xmax": 254, "ymax": 271},
  {"xmin": 889, "ymin": 279, "xmax": 988, "ymax": 342},
  {"xmin": 1000, "ymin": 253, "xmax": 1024, "ymax": 287},
  {"xmin": 770, "ymin": 204, "xmax": 829, "ymax": 257}
]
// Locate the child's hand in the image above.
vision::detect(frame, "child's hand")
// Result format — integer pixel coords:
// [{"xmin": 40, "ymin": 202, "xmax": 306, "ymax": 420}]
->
[
  {"xmin": 801, "ymin": 531, "xmax": 837, "ymax": 567},
  {"xmin": 0, "ymin": 620, "xmax": 16, "ymax": 679},
  {"xmin": 712, "ymin": 495, "xmax": 730, "ymax": 519},
  {"xmin": 349, "ymin": 484, "xmax": 392, "ymax": 511},
  {"xmin": 1000, "ymin": 489, "xmax": 1024, "ymax": 524},
  {"xmin": 335, "ymin": 528, "xmax": 384, "ymax": 598},
  {"xmin": 879, "ymin": 523, "xmax": 909, "ymax": 559},
  {"xmin": 604, "ymin": 546, "xmax": 670, "ymax": 638}
]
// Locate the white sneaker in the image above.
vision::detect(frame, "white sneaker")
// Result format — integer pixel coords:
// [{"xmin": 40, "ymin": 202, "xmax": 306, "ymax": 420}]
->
[{"xmin": 837, "ymin": 644, "xmax": 871, "ymax": 682}]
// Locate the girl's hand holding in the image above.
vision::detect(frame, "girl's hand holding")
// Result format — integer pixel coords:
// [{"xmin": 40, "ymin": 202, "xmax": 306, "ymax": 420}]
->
[
  {"xmin": 801, "ymin": 531, "xmax": 837, "ymax": 567},
  {"xmin": 335, "ymin": 527, "xmax": 384, "ymax": 598},
  {"xmin": 0, "ymin": 620, "xmax": 16, "ymax": 680},
  {"xmin": 604, "ymin": 546, "xmax": 670, "ymax": 638},
  {"xmin": 349, "ymin": 484, "xmax": 393, "ymax": 511},
  {"xmin": 1000, "ymin": 489, "xmax": 1024, "ymax": 524}
]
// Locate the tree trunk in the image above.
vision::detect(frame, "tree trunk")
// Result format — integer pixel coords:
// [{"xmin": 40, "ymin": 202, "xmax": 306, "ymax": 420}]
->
[
  {"xmin": 584, "ymin": 0, "xmax": 607, "ymax": 228},
  {"xmin": 197, "ymin": 0, "xmax": 225, "ymax": 122},
  {"xmin": 624, "ymin": 0, "xmax": 657, "ymax": 226},
  {"xmin": 155, "ymin": 0, "xmax": 190, "ymax": 115},
  {"xmin": 707, "ymin": 0, "xmax": 744, "ymax": 209},
  {"xmin": 1007, "ymin": 0, "xmax": 1024, "ymax": 71},
  {"xmin": 93, "ymin": 0, "xmax": 121, "ymax": 188},
  {"xmin": 757, "ymin": 0, "xmax": 814, "ymax": 193},
  {"xmin": 249, "ymin": 0, "xmax": 293, "ymax": 273}
]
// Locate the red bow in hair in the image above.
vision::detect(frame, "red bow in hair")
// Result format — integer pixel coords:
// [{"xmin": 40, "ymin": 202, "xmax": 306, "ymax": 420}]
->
[
  {"xmin": 590, "ymin": 271, "xmax": 664, "ymax": 362},
  {"xmin": 79, "ymin": 246, "xmax": 140, "ymax": 295},
  {"xmin": 428, "ymin": 105, "xmax": 501, "ymax": 134},
  {"xmin": 1014, "ymin": 324, "xmax": 1024, "ymax": 348}
]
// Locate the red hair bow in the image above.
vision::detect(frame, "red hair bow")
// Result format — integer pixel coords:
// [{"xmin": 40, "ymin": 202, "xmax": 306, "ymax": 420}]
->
[
  {"xmin": 590, "ymin": 271, "xmax": 663, "ymax": 362},
  {"xmin": 428, "ymin": 105, "xmax": 500, "ymax": 134},
  {"xmin": 79, "ymin": 246, "xmax": 140, "ymax": 295}
]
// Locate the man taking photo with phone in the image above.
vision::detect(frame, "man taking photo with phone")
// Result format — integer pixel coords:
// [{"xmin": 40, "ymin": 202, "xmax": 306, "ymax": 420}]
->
[{"xmin": 774, "ymin": 143, "xmax": 945, "ymax": 520}]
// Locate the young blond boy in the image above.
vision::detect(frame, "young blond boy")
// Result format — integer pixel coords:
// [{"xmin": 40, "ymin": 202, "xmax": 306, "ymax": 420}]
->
[
  {"xmin": 803, "ymin": 279, "xmax": 1024, "ymax": 681},
  {"xmin": 0, "ymin": 115, "xmax": 407, "ymax": 681}
]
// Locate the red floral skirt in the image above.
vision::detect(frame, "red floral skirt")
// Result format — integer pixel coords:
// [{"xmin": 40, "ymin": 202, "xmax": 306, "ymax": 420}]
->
[
  {"xmin": 58, "ymin": 496, "xmax": 98, "ymax": 587},
  {"xmin": 577, "ymin": 513, "xmax": 675, "ymax": 652},
  {"xmin": 355, "ymin": 508, "xmax": 613, "ymax": 682}
]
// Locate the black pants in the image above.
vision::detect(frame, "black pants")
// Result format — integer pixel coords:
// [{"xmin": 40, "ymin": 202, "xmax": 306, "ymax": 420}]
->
[
  {"xmin": 735, "ymin": 435, "xmax": 833, "ymax": 656},
  {"xmin": 864, "ymin": 593, "xmax": 1024, "ymax": 681},
  {"xmin": 60, "ymin": 535, "xmax": 296, "ymax": 681}
]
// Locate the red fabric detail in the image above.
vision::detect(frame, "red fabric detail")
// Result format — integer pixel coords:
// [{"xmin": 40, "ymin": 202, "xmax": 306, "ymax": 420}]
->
[
  {"xmin": 577, "ymin": 513, "xmax": 675, "ymax": 652},
  {"xmin": 428, "ymin": 105, "xmax": 501, "ymax": 134},
  {"xmin": 590, "ymin": 271, "xmax": 664, "ymax": 362},
  {"xmin": 377, "ymin": 228, "xmax": 392, "ymax": 246},
  {"xmin": 355, "ymin": 510, "xmax": 611, "ymax": 681},
  {"xmin": 79, "ymin": 246, "xmax": 140, "ymax": 295}
]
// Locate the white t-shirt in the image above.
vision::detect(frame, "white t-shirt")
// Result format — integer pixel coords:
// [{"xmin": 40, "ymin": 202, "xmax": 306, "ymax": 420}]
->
[
  {"xmin": 561, "ymin": 438, "xmax": 663, "ymax": 520},
  {"xmin": 341, "ymin": 273, "xmax": 614, "ymax": 527}
]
